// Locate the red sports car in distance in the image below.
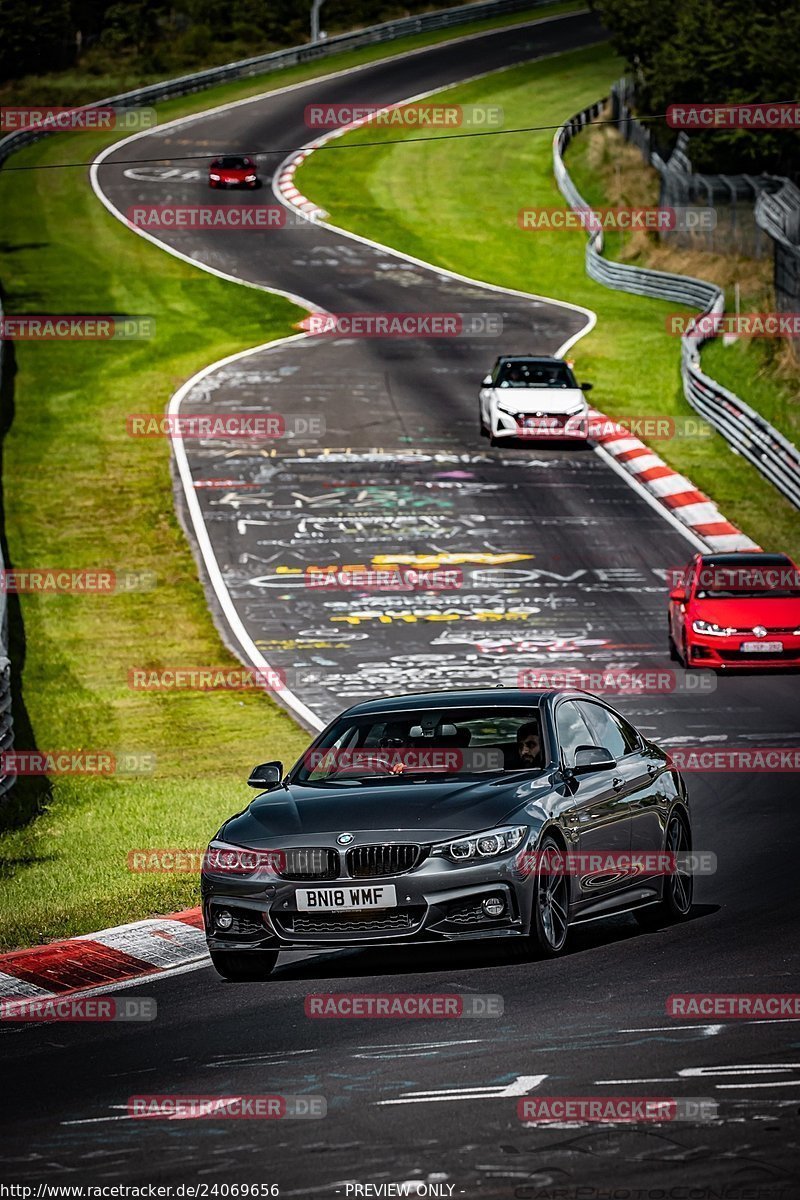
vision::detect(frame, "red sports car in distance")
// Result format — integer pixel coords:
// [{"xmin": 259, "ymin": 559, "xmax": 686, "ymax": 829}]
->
[
  {"xmin": 209, "ymin": 155, "xmax": 258, "ymax": 188},
  {"xmin": 668, "ymin": 551, "xmax": 800, "ymax": 669}
]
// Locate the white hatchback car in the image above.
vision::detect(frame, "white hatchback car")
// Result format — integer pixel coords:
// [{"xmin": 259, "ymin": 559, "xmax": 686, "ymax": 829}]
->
[{"xmin": 479, "ymin": 355, "xmax": 592, "ymax": 445}]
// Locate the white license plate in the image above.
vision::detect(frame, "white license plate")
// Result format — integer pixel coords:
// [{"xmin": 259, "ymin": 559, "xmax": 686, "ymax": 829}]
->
[
  {"xmin": 296, "ymin": 884, "xmax": 397, "ymax": 912},
  {"xmin": 739, "ymin": 641, "xmax": 783, "ymax": 653}
]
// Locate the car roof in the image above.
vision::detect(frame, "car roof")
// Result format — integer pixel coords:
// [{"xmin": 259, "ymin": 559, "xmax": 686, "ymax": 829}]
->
[
  {"xmin": 493, "ymin": 354, "xmax": 564, "ymax": 365},
  {"xmin": 697, "ymin": 552, "xmax": 793, "ymax": 565},
  {"xmin": 337, "ymin": 687, "xmax": 592, "ymax": 718}
]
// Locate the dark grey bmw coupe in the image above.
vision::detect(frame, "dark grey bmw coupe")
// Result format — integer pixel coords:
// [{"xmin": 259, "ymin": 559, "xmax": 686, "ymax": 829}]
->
[{"xmin": 202, "ymin": 688, "xmax": 693, "ymax": 979}]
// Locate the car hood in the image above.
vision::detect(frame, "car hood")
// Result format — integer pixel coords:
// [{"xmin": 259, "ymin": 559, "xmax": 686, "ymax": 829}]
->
[
  {"xmin": 488, "ymin": 387, "xmax": 586, "ymax": 415},
  {"xmin": 691, "ymin": 596, "xmax": 800, "ymax": 628},
  {"xmin": 221, "ymin": 775, "xmax": 544, "ymax": 846}
]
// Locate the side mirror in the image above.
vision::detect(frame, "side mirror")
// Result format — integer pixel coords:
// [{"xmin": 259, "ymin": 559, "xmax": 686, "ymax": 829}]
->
[
  {"xmin": 481, "ymin": 374, "xmax": 493, "ymax": 387},
  {"xmin": 247, "ymin": 760, "xmax": 283, "ymax": 789},
  {"xmin": 573, "ymin": 745, "xmax": 616, "ymax": 772},
  {"xmin": 669, "ymin": 587, "xmax": 687, "ymax": 603},
  {"xmin": 580, "ymin": 381, "xmax": 593, "ymax": 391}
]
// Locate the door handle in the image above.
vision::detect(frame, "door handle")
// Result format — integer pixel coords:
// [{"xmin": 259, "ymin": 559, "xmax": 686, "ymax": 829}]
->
[
  {"xmin": 612, "ymin": 777, "xmax": 624, "ymax": 791},
  {"xmin": 647, "ymin": 764, "xmax": 659, "ymax": 778}
]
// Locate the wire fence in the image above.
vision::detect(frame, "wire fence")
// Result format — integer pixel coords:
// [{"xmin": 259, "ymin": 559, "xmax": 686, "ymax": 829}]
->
[
  {"xmin": 609, "ymin": 80, "xmax": 780, "ymax": 259},
  {"xmin": 554, "ymin": 100, "xmax": 800, "ymax": 512}
]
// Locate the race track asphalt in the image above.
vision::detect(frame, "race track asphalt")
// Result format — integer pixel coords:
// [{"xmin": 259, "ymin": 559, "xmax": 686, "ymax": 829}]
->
[{"xmin": 3, "ymin": 11, "xmax": 799, "ymax": 1197}]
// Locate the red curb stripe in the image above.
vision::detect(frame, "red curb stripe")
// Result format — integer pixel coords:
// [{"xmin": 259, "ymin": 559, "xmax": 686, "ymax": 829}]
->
[
  {"xmin": 595, "ymin": 428, "xmax": 630, "ymax": 443},
  {"xmin": 168, "ymin": 907, "xmax": 203, "ymax": 929},
  {"xmin": 637, "ymin": 465, "xmax": 677, "ymax": 483},
  {"xmin": 0, "ymin": 941, "xmax": 159, "ymax": 993},
  {"xmin": 614, "ymin": 446, "xmax": 654, "ymax": 463},
  {"xmin": 662, "ymin": 489, "xmax": 709, "ymax": 509},
  {"xmin": 694, "ymin": 521, "xmax": 740, "ymax": 536}
]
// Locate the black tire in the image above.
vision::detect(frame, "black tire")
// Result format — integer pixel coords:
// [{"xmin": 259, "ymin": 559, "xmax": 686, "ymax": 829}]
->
[
  {"xmin": 510, "ymin": 834, "xmax": 570, "ymax": 959},
  {"xmin": 479, "ymin": 418, "xmax": 488, "ymax": 438},
  {"xmin": 668, "ymin": 624, "xmax": 679, "ymax": 661},
  {"xmin": 210, "ymin": 949, "xmax": 278, "ymax": 980},
  {"xmin": 635, "ymin": 812, "xmax": 693, "ymax": 929}
]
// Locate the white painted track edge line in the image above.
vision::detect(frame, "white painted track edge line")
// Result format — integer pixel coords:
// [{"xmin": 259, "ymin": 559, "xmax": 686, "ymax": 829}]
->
[
  {"xmin": 167, "ymin": 339, "xmax": 326, "ymax": 732},
  {"xmin": 88, "ymin": 13, "xmax": 720, "ymax": 725},
  {"xmin": 593, "ymin": 443, "xmax": 712, "ymax": 552},
  {"xmin": 88, "ymin": 18, "xmax": 602, "ymax": 738},
  {"xmin": 270, "ymin": 64, "xmax": 598, "ymax": 333}
]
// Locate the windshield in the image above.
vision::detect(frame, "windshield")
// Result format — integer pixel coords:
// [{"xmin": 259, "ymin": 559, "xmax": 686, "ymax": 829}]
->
[
  {"xmin": 496, "ymin": 361, "xmax": 575, "ymax": 389},
  {"xmin": 696, "ymin": 560, "xmax": 800, "ymax": 598},
  {"xmin": 292, "ymin": 707, "xmax": 545, "ymax": 783},
  {"xmin": 214, "ymin": 156, "xmax": 252, "ymax": 169}
]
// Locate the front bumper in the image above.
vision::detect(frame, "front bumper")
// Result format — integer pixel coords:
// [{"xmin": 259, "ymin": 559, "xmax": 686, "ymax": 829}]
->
[
  {"xmin": 687, "ymin": 631, "xmax": 800, "ymax": 668},
  {"xmin": 202, "ymin": 854, "xmax": 534, "ymax": 952},
  {"xmin": 491, "ymin": 409, "xmax": 588, "ymax": 441}
]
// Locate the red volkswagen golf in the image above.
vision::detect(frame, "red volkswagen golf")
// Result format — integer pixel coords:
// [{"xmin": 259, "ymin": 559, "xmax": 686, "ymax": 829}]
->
[
  {"xmin": 668, "ymin": 552, "xmax": 800, "ymax": 669},
  {"xmin": 208, "ymin": 155, "xmax": 258, "ymax": 188}
]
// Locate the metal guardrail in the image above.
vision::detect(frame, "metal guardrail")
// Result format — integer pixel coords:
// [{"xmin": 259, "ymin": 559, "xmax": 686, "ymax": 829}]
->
[
  {"xmin": 553, "ymin": 100, "xmax": 800, "ymax": 512},
  {"xmin": 0, "ymin": 298, "xmax": 14, "ymax": 797},
  {"xmin": 0, "ymin": 0, "xmax": 554, "ymax": 167}
]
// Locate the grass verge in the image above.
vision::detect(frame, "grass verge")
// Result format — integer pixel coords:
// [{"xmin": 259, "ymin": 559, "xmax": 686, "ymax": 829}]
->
[
  {"xmin": 565, "ymin": 116, "xmax": 799, "ymax": 455},
  {"xmin": 0, "ymin": 4, "xmax": 586, "ymax": 950},
  {"xmin": 295, "ymin": 42, "xmax": 800, "ymax": 558}
]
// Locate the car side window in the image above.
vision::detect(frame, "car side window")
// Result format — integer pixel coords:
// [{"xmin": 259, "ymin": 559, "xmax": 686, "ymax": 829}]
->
[
  {"xmin": 576, "ymin": 701, "xmax": 637, "ymax": 760},
  {"xmin": 555, "ymin": 701, "xmax": 596, "ymax": 769}
]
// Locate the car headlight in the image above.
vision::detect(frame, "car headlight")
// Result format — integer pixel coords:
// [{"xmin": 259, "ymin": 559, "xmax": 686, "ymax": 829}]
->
[
  {"xmin": 431, "ymin": 825, "xmax": 527, "ymax": 863},
  {"xmin": 203, "ymin": 839, "xmax": 282, "ymax": 877},
  {"xmin": 245, "ymin": 174, "xmax": 256, "ymax": 181},
  {"xmin": 692, "ymin": 619, "xmax": 737, "ymax": 637},
  {"xmin": 565, "ymin": 401, "xmax": 586, "ymax": 414},
  {"xmin": 209, "ymin": 173, "xmax": 220, "ymax": 180}
]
